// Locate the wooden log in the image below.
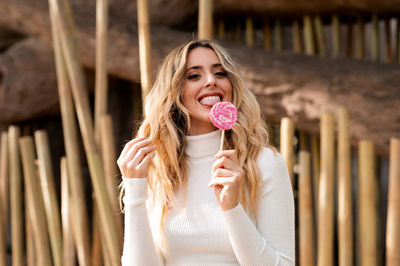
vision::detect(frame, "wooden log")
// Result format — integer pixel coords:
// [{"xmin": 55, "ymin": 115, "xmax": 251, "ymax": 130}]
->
[
  {"xmin": 19, "ymin": 136, "xmax": 52, "ymax": 266},
  {"xmin": 94, "ymin": 0, "xmax": 109, "ymax": 144},
  {"xmin": 245, "ymin": 17, "xmax": 254, "ymax": 48},
  {"xmin": 356, "ymin": 17, "xmax": 365, "ymax": 60},
  {"xmin": 48, "ymin": 2, "xmax": 91, "ymax": 264},
  {"xmin": 371, "ymin": 14, "xmax": 380, "ymax": 62},
  {"xmin": 386, "ymin": 138, "xmax": 400, "ymax": 266},
  {"xmin": 385, "ymin": 17, "xmax": 393, "ymax": 63},
  {"xmin": 311, "ymin": 134, "xmax": 320, "ymax": 217},
  {"xmin": 318, "ymin": 113, "xmax": 334, "ymax": 266},
  {"xmin": 303, "ymin": 15, "xmax": 315, "ymax": 55},
  {"xmin": 0, "ymin": 132, "xmax": 8, "ymax": 266},
  {"xmin": 314, "ymin": 15, "xmax": 326, "ymax": 56},
  {"xmin": 100, "ymin": 115, "xmax": 123, "ymax": 240},
  {"xmin": 49, "ymin": 0, "xmax": 122, "ymax": 263},
  {"xmin": 217, "ymin": 20, "xmax": 225, "ymax": 40},
  {"xmin": 34, "ymin": 130, "xmax": 63, "ymax": 266},
  {"xmin": 8, "ymin": 126, "xmax": 24, "ymax": 266},
  {"xmin": 273, "ymin": 20, "xmax": 283, "ymax": 51},
  {"xmin": 280, "ymin": 117, "xmax": 294, "ymax": 186},
  {"xmin": 263, "ymin": 20, "xmax": 272, "ymax": 51},
  {"xmin": 337, "ymin": 107, "xmax": 353, "ymax": 266},
  {"xmin": 332, "ymin": 14, "xmax": 341, "ymax": 57},
  {"xmin": 298, "ymin": 151, "xmax": 314, "ymax": 266},
  {"xmin": 137, "ymin": 0, "xmax": 152, "ymax": 105},
  {"xmin": 346, "ymin": 21, "xmax": 353, "ymax": 58},
  {"xmin": 358, "ymin": 141, "xmax": 377, "ymax": 266},
  {"xmin": 292, "ymin": 20, "xmax": 302, "ymax": 53},
  {"xmin": 60, "ymin": 157, "xmax": 76, "ymax": 266},
  {"xmin": 198, "ymin": 0, "xmax": 213, "ymax": 40}
]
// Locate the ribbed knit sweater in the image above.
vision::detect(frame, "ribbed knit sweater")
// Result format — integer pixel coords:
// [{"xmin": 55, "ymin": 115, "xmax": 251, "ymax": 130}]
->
[{"xmin": 121, "ymin": 130, "xmax": 295, "ymax": 265}]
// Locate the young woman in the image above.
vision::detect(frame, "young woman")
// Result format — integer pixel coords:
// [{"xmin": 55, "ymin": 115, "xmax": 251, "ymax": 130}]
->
[{"xmin": 118, "ymin": 40, "xmax": 295, "ymax": 265}]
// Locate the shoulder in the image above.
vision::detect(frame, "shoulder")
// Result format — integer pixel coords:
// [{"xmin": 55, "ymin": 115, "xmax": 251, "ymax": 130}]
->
[
  {"xmin": 256, "ymin": 147, "xmax": 292, "ymax": 192},
  {"xmin": 257, "ymin": 147, "xmax": 288, "ymax": 176}
]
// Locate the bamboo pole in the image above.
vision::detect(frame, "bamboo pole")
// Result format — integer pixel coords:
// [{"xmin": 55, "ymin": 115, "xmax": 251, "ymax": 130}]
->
[
  {"xmin": 245, "ymin": 17, "xmax": 254, "ymax": 47},
  {"xmin": 386, "ymin": 138, "xmax": 400, "ymax": 266},
  {"xmin": 0, "ymin": 132, "xmax": 8, "ymax": 266},
  {"xmin": 356, "ymin": 17, "xmax": 365, "ymax": 60},
  {"xmin": 48, "ymin": 1, "xmax": 122, "ymax": 263},
  {"xmin": 385, "ymin": 17, "xmax": 393, "ymax": 63},
  {"xmin": 396, "ymin": 18, "xmax": 400, "ymax": 63},
  {"xmin": 48, "ymin": 3, "xmax": 91, "ymax": 265},
  {"xmin": 60, "ymin": 157, "xmax": 76, "ymax": 266},
  {"xmin": 274, "ymin": 20, "xmax": 283, "ymax": 52},
  {"xmin": 94, "ymin": 0, "xmax": 109, "ymax": 144},
  {"xmin": 137, "ymin": 0, "xmax": 152, "ymax": 105},
  {"xmin": 337, "ymin": 108, "xmax": 353, "ymax": 266},
  {"xmin": 264, "ymin": 20, "xmax": 272, "ymax": 51},
  {"xmin": 91, "ymin": 206, "xmax": 103, "ymax": 266},
  {"xmin": 332, "ymin": 14, "xmax": 341, "ymax": 57},
  {"xmin": 198, "ymin": 0, "xmax": 213, "ymax": 40},
  {"xmin": 34, "ymin": 130, "xmax": 63, "ymax": 266},
  {"xmin": 100, "ymin": 115, "xmax": 123, "ymax": 238},
  {"xmin": 217, "ymin": 20, "xmax": 225, "ymax": 39},
  {"xmin": 299, "ymin": 131, "xmax": 308, "ymax": 151},
  {"xmin": 8, "ymin": 126, "xmax": 24, "ymax": 266},
  {"xmin": 292, "ymin": 19, "xmax": 302, "ymax": 53},
  {"xmin": 312, "ymin": 134, "xmax": 320, "ymax": 215},
  {"xmin": 19, "ymin": 137, "xmax": 52, "ymax": 266},
  {"xmin": 280, "ymin": 117, "xmax": 294, "ymax": 186},
  {"xmin": 26, "ymin": 196, "xmax": 35, "ymax": 266},
  {"xmin": 314, "ymin": 15, "xmax": 326, "ymax": 56},
  {"xmin": 299, "ymin": 151, "xmax": 314, "ymax": 266},
  {"xmin": 358, "ymin": 140, "xmax": 377, "ymax": 266},
  {"xmin": 317, "ymin": 113, "xmax": 334, "ymax": 266},
  {"xmin": 94, "ymin": 0, "xmax": 110, "ymax": 263},
  {"xmin": 303, "ymin": 15, "xmax": 315, "ymax": 55},
  {"xmin": 371, "ymin": 14, "xmax": 379, "ymax": 62},
  {"xmin": 346, "ymin": 21, "xmax": 353, "ymax": 58}
]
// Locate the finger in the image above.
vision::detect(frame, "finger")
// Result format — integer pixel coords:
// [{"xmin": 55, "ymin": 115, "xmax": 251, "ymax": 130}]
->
[
  {"xmin": 123, "ymin": 138, "xmax": 153, "ymax": 163},
  {"xmin": 129, "ymin": 145, "xmax": 156, "ymax": 167},
  {"xmin": 119, "ymin": 137, "xmax": 145, "ymax": 160},
  {"xmin": 136, "ymin": 151, "xmax": 156, "ymax": 170},
  {"xmin": 215, "ymin": 150, "xmax": 238, "ymax": 161},
  {"xmin": 212, "ymin": 156, "xmax": 237, "ymax": 172},
  {"xmin": 208, "ymin": 177, "xmax": 235, "ymax": 187},
  {"xmin": 211, "ymin": 168, "xmax": 232, "ymax": 178}
]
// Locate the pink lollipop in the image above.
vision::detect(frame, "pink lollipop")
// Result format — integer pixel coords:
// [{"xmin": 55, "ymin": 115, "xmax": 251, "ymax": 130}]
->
[{"xmin": 210, "ymin": 102, "xmax": 238, "ymax": 150}]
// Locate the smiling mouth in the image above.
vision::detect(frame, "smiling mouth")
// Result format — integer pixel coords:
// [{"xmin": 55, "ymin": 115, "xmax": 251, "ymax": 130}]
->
[{"xmin": 199, "ymin": 95, "xmax": 222, "ymax": 106}]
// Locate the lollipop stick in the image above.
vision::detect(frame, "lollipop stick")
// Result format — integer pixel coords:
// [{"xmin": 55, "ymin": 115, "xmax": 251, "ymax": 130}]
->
[{"xmin": 220, "ymin": 130, "xmax": 225, "ymax": 151}]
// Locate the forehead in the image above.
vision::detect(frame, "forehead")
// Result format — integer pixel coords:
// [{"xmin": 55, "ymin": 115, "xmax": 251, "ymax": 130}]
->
[{"xmin": 186, "ymin": 47, "xmax": 221, "ymax": 67}]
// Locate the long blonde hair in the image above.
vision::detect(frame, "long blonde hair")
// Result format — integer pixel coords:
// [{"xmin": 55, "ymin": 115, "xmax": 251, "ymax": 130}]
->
[{"xmin": 120, "ymin": 40, "xmax": 274, "ymax": 254}]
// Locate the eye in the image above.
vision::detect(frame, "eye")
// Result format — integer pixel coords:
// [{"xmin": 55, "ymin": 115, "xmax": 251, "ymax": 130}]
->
[
  {"xmin": 215, "ymin": 71, "xmax": 227, "ymax": 77},
  {"xmin": 188, "ymin": 74, "xmax": 200, "ymax": 80}
]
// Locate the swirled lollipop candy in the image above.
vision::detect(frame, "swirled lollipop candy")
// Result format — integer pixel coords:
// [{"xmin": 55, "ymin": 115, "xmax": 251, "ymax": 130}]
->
[{"xmin": 210, "ymin": 102, "xmax": 238, "ymax": 150}]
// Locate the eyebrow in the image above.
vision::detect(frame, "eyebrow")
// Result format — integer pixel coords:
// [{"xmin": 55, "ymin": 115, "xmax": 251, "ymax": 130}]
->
[{"xmin": 186, "ymin": 63, "xmax": 223, "ymax": 71}]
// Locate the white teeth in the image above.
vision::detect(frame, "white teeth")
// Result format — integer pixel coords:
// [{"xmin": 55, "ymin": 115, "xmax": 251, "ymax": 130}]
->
[{"xmin": 199, "ymin": 96, "xmax": 221, "ymax": 103}]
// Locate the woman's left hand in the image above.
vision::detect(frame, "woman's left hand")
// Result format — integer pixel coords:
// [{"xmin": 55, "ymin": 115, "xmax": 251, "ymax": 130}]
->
[{"xmin": 208, "ymin": 150, "xmax": 244, "ymax": 211}]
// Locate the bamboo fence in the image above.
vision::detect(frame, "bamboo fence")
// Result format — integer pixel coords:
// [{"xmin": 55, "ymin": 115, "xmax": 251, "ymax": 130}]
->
[{"xmin": 0, "ymin": 3, "xmax": 399, "ymax": 266}]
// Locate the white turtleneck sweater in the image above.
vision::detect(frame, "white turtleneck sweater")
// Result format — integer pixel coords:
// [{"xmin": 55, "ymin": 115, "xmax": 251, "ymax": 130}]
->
[{"xmin": 121, "ymin": 130, "xmax": 295, "ymax": 266}]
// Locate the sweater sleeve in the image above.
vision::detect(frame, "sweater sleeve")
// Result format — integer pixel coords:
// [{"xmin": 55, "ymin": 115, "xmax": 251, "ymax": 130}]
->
[
  {"xmin": 222, "ymin": 150, "xmax": 295, "ymax": 266},
  {"xmin": 121, "ymin": 177, "xmax": 164, "ymax": 266}
]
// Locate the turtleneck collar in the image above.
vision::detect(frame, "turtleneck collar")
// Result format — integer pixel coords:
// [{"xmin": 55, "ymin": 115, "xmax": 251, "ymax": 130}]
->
[{"xmin": 185, "ymin": 130, "xmax": 221, "ymax": 159}]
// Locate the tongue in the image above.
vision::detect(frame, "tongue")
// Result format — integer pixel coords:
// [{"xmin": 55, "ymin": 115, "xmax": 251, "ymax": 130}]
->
[{"xmin": 201, "ymin": 97, "xmax": 221, "ymax": 106}]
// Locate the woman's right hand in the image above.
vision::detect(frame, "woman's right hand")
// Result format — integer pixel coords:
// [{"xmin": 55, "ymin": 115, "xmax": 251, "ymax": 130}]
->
[{"xmin": 117, "ymin": 137, "xmax": 157, "ymax": 179}]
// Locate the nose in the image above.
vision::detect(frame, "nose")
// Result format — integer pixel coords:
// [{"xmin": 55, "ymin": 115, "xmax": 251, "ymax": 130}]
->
[{"xmin": 205, "ymin": 73, "xmax": 216, "ymax": 87}]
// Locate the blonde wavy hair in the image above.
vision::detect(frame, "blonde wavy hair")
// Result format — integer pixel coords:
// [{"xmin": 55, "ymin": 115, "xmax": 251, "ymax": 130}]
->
[{"xmin": 120, "ymin": 40, "xmax": 274, "ymax": 254}]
